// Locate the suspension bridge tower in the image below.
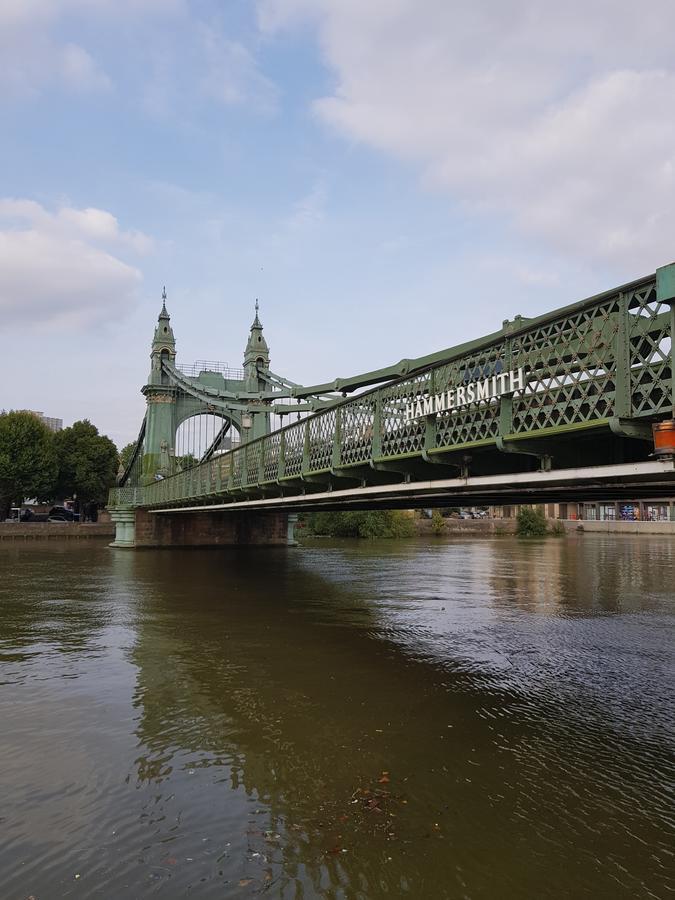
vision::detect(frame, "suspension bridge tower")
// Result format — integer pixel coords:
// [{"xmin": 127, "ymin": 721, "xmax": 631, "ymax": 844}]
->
[{"xmin": 142, "ymin": 288, "xmax": 178, "ymax": 480}]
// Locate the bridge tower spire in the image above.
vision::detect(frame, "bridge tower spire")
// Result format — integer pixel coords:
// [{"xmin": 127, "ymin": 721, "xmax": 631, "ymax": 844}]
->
[
  {"xmin": 142, "ymin": 287, "xmax": 178, "ymax": 480},
  {"xmin": 242, "ymin": 299, "xmax": 271, "ymax": 441},
  {"xmin": 149, "ymin": 286, "xmax": 176, "ymax": 384}
]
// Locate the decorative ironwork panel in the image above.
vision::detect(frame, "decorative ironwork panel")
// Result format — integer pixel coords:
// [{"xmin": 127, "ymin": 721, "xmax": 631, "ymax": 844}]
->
[
  {"xmin": 245, "ymin": 441, "xmax": 262, "ymax": 486},
  {"xmin": 339, "ymin": 399, "xmax": 375, "ymax": 464},
  {"xmin": 308, "ymin": 408, "xmax": 335, "ymax": 471},
  {"xmin": 109, "ymin": 486, "xmax": 144, "ymax": 506},
  {"xmin": 434, "ymin": 344, "xmax": 506, "ymax": 448},
  {"xmin": 380, "ymin": 373, "xmax": 428, "ymax": 458},
  {"xmin": 230, "ymin": 447, "xmax": 243, "ymax": 488},
  {"xmin": 283, "ymin": 423, "xmax": 304, "ymax": 477},
  {"xmin": 627, "ymin": 283, "xmax": 672, "ymax": 417},
  {"xmin": 263, "ymin": 432, "xmax": 281, "ymax": 482},
  {"xmin": 511, "ymin": 297, "xmax": 620, "ymax": 433}
]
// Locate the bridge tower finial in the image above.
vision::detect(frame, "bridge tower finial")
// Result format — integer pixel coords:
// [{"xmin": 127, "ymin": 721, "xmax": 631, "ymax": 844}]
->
[{"xmin": 244, "ymin": 296, "xmax": 270, "ymax": 382}]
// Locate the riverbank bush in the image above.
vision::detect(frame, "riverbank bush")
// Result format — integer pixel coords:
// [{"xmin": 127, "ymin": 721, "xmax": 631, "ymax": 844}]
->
[
  {"xmin": 431, "ymin": 509, "xmax": 445, "ymax": 535},
  {"xmin": 516, "ymin": 506, "xmax": 548, "ymax": 536},
  {"xmin": 305, "ymin": 510, "xmax": 416, "ymax": 539}
]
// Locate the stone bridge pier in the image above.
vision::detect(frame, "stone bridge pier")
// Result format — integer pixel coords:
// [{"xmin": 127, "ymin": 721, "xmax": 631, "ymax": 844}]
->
[{"xmin": 109, "ymin": 507, "xmax": 298, "ymax": 549}]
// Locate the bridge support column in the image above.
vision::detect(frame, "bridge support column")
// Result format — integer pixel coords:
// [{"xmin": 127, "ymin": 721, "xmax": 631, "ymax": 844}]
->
[
  {"xmin": 109, "ymin": 506, "xmax": 137, "ymax": 549},
  {"xmin": 287, "ymin": 513, "xmax": 299, "ymax": 546}
]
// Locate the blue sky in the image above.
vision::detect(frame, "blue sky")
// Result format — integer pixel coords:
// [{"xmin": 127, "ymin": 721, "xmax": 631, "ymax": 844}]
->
[{"xmin": 2, "ymin": 0, "xmax": 674, "ymax": 446}]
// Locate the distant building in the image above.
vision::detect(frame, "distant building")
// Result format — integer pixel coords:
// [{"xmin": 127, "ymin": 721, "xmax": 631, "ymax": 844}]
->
[{"xmin": 24, "ymin": 411, "xmax": 63, "ymax": 432}]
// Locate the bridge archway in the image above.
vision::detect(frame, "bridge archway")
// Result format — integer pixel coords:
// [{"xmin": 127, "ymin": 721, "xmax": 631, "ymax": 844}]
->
[{"xmin": 174, "ymin": 412, "xmax": 240, "ymax": 469}]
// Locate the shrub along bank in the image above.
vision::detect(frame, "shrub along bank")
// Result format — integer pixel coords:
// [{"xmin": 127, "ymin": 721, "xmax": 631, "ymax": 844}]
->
[{"xmin": 304, "ymin": 510, "xmax": 416, "ymax": 539}]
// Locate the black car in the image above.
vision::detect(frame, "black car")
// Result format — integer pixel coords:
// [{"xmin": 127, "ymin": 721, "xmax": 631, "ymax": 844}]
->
[
  {"xmin": 19, "ymin": 508, "xmax": 49, "ymax": 522},
  {"xmin": 48, "ymin": 506, "xmax": 77, "ymax": 522}
]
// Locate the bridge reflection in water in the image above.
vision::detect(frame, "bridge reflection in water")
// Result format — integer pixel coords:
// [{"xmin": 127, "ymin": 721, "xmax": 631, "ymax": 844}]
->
[
  {"xmin": 117, "ymin": 541, "xmax": 675, "ymax": 895},
  {"xmin": 0, "ymin": 537, "xmax": 672, "ymax": 896}
]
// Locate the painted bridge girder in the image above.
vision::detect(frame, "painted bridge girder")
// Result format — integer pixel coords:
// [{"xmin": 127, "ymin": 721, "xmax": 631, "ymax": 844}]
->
[{"xmin": 111, "ymin": 265, "xmax": 675, "ymax": 510}]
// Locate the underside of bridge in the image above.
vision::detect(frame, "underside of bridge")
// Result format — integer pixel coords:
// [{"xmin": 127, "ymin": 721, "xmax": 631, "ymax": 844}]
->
[{"xmin": 109, "ymin": 264, "xmax": 675, "ymax": 548}]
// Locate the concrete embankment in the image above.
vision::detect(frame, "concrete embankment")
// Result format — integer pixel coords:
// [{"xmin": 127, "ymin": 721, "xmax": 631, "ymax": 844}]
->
[
  {"xmin": 415, "ymin": 517, "xmax": 675, "ymax": 536},
  {"xmin": 565, "ymin": 519, "xmax": 675, "ymax": 534},
  {"xmin": 0, "ymin": 523, "xmax": 115, "ymax": 540},
  {"xmin": 415, "ymin": 518, "xmax": 517, "ymax": 535}
]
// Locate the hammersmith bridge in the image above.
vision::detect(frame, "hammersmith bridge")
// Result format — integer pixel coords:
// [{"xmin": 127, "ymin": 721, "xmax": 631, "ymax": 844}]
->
[{"xmin": 108, "ymin": 264, "xmax": 675, "ymax": 547}]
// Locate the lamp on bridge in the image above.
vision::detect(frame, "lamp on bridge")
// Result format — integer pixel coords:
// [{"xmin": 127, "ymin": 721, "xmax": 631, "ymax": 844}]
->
[{"xmin": 241, "ymin": 412, "xmax": 253, "ymax": 443}]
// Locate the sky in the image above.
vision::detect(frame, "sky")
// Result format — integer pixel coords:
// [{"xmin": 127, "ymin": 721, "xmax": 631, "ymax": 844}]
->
[{"xmin": 2, "ymin": 0, "xmax": 675, "ymax": 447}]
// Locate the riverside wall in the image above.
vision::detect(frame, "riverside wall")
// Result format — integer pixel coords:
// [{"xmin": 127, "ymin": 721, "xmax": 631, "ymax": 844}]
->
[
  {"xmin": 0, "ymin": 523, "xmax": 115, "ymax": 540},
  {"xmin": 414, "ymin": 517, "xmax": 675, "ymax": 536}
]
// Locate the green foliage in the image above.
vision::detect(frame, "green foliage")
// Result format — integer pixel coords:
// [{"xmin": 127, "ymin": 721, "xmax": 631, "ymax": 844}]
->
[
  {"xmin": 431, "ymin": 509, "xmax": 445, "ymax": 535},
  {"xmin": 0, "ymin": 411, "xmax": 58, "ymax": 517},
  {"xmin": 549, "ymin": 520, "xmax": 566, "ymax": 536},
  {"xmin": 306, "ymin": 509, "xmax": 415, "ymax": 539},
  {"xmin": 119, "ymin": 442, "xmax": 137, "ymax": 471},
  {"xmin": 177, "ymin": 453, "xmax": 198, "ymax": 470},
  {"xmin": 55, "ymin": 420, "xmax": 118, "ymax": 504},
  {"xmin": 516, "ymin": 506, "xmax": 548, "ymax": 537}
]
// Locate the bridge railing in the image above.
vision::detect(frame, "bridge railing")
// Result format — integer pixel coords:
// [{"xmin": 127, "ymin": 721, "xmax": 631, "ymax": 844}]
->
[
  {"xmin": 108, "ymin": 486, "xmax": 145, "ymax": 507},
  {"xmin": 121, "ymin": 272, "xmax": 671, "ymax": 509}
]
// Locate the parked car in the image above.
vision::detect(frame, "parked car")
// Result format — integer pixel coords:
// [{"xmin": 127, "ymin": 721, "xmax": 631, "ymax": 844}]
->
[
  {"xmin": 6, "ymin": 508, "xmax": 48, "ymax": 522},
  {"xmin": 458, "ymin": 510, "xmax": 474, "ymax": 519},
  {"xmin": 20, "ymin": 508, "xmax": 49, "ymax": 522},
  {"xmin": 48, "ymin": 506, "xmax": 77, "ymax": 522}
]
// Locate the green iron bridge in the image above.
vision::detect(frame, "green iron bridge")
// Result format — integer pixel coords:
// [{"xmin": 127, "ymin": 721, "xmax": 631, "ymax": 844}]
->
[{"xmin": 108, "ymin": 265, "xmax": 675, "ymax": 547}]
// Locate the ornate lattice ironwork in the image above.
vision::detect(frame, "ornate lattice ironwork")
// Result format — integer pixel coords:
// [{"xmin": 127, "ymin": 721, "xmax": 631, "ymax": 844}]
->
[
  {"xmin": 308, "ymin": 408, "xmax": 335, "ymax": 471},
  {"xmin": 122, "ymin": 270, "xmax": 674, "ymax": 510},
  {"xmin": 380, "ymin": 373, "xmax": 427, "ymax": 458},
  {"xmin": 627, "ymin": 283, "xmax": 672, "ymax": 417},
  {"xmin": 433, "ymin": 346, "xmax": 506, "ymax": 448},
  {"xmin": 511, "ymin": 297, "xmax": 620, "ymax": 432},
  {"xmin": 283, "ymin": 424, "xmax": 304, "ymax": 477},
  {"xmin": 339, "ymin": 400, "xmax": 375, "ymax": 465},
  {"xmin": 263, "ymin": 432, "xmax": 281, "ymax": 482}
]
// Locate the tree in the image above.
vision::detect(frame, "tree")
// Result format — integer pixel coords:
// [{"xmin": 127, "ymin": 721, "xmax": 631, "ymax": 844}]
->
[
  {"xmin": 55, "ymin": 420, "xmax": 119, "ymax": 505},
  {"xmin": 516, "ymin": 506, "xmax": 548, "ymax": 536},
  {"xmin": 431, "ymin": 509, "xmax": 445, "ymax": 535},
  {"xmin": 119, "ymin": 442, "xmax": 137, "ymax": 472},
  {"xmin": 0, "ymin": 411, "xmax": 58, "ymax": 519},
  {"xmin": 305, "ymin": 509, "xmax": 415, "ymax": 538},
  {"xmin": 176, "ymin": 453, "xmax": 198, "ymax": 470}
]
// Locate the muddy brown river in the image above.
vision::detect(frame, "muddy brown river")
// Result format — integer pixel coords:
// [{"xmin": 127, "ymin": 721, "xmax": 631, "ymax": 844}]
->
[{"xmin": 0, "ymin": 534, "xmax": 672, "ymax": 898}]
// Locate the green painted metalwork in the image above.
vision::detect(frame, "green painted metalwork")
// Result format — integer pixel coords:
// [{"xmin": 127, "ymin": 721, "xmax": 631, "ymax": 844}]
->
[{"xmin": 110, "ymin": 267, "xmax": 674, "ymax": 510}]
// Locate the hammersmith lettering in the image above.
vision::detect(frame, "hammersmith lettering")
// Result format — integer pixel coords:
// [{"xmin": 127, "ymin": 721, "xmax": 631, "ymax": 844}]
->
[{"xmin": 405, "ymin": 368, "xmax": 527, "ymax": 422}]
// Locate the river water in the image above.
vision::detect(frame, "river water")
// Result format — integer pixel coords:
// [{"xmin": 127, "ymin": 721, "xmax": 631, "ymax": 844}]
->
[{"xmin": 0, "ymin": 535, "xmax": 672, "ymax": 899}]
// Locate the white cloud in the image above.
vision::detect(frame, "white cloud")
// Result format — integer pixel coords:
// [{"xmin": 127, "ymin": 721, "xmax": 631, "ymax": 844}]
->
[
  {"xmin": 198, "ymin": 24, "xmax": 278, "ymax": 112},
  {"xmin": 0, "ymin": 199, "xmax": 153, "ymax": 254},
  {"xmin": 0, "ymin": 28, "xmax": 110, "ymax": 98},
  {"xmin": 0, "ymin": 0, "xmax": 184, "ymax": 99},
  {"xmin": 141, "ymin": 22, "xmax": 278, "ymax": 120},
  {"xmin": 59, "ymin": 43, "xmax": 112, "ymax": 92},
  {"xmin": 0, "ymin": 199, "xmax": 146, "ymax": 328},
  {"xmin": 260, "ymin": 0, "xmax": 675, "ymax": 272},
  {"xmin": 0, "ymin": 0, "xmax": 276, "ymax": 114}
]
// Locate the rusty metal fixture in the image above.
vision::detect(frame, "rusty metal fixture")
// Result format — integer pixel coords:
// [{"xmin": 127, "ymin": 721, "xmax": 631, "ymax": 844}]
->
[{"xmin": 652, "ymin": 420, "xmax": 675, "ymax": 457}]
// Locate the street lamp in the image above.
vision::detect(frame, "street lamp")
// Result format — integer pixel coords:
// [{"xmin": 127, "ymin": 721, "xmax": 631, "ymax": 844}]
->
[{"xmin": 241, "ymin": 413, "xmax": 252, "ymax": 443}]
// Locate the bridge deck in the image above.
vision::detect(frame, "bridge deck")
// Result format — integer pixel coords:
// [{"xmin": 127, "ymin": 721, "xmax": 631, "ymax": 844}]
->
[{"xmin": 148, "ymin": 460, "xmax": 675, "ymax": 514}]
